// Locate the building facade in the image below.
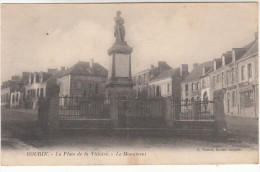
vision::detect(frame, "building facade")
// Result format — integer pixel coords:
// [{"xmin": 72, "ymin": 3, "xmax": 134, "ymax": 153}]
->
[
  {"xmin": 236, "ymin": 39, "xmax": 258, "ymax": 117},
  {"xmin": 132, "ymin": 61, "xmax": 172, "ymax": 98},
  {"xmin": 181, "ymin": 62, "xmax": 214, "ymax": 102},
  {"xmin": 57, "ymin": 60, "xmax": 108, "ymax": 98},
  {"xmin": 148, "ymin": 66, "xmax": 188, "ymax": 99},
  {"xmin": 1, "ymin": 76, "xmax": 20, "ymax": 109},
  {"xmin": 209, "ymin": 35, "xmax": 258, "ymax": 117}
]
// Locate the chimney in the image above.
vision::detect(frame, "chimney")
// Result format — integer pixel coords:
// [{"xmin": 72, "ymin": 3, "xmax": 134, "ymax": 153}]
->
[
  {"xmin": 33, "ymin": 73, "xmax": 37, "ymax": 83},
  {"xmin": 203, "ymin": 67, "xmax": 206, "ymax": 76},
  {"xmin": 193, "ymin": 63, "xmax": 199, "ymax": 70},
  {"xmin": 61, "ymin": 67, "xmax": 66, "ymax": 71},
  {"xmin": 180, "ymin": 64, "xmax": 188, "ymax": 77},
  {"xmin": 28, "ymin": 73, "xmax": 32, "ymax": 84},
  {"xmin": 151, "ymin": 65, "xmax": 154, "ymax": 69},
  {"xmin": 39, "ymin": 72, "xmax": 43, "ymax": 83},
  {"xmin": 255, "ymin": 32, "xmax": 258, "ymax": 41},
  {"xmin": 90, "ymin": 59, "xmax": 94, "ymax": 68}
]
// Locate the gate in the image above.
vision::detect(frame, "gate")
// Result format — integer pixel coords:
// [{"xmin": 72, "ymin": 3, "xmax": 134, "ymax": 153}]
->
[
  {"xmin": 118, "ymin": 97, "xmax": 166, "ymax": 128},
  {"xmin": 58, "ymin": 96, "xmax": 110, "ymax": 129}
]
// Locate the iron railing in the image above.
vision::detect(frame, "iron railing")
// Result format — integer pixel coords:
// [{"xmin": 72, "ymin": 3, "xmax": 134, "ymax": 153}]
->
[
  {"xmin": 118, "ymin": 97, "xmax": 165, "ymax": 118},
  {"xmin": 173, "ymin": 100, "xmax": 214, "ymax": 121},
  {"xmin": 59, "ymin": 97, "xmax": 110, "ymax": 119}
]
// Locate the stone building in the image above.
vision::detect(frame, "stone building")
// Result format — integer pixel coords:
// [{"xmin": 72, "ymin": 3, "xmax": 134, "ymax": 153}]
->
[
  {"xmin": 10, "ymin": 72, "xmax": 31, "ymax": 109},
  {"xmin": 209, "ymin": 35, "xmax": 258, "ymax": 117},
  {"xmin": 148, "ymin": 65, "xmax": 188, "ymax": 99},
  {"xmin": 181, "ymin": 61, "xmax": 214, "ymax": 102},
  {"xmin": 1, "ymin": 76, "xmax": 20, "ymax": 109},
  {"xmin": 57, "ymin": 60, "xmax": 108, "ymax": 98},
  {"xmin": 24, "ymin": 68, "xmax": 64, "ymax": 109},
  {"xmin": 236, "ymin": 37, "xmax": 258, "ymax": 117},
  {"xmin": 132, "ymin": 61, "xmax": 172, "ymax": 98}
]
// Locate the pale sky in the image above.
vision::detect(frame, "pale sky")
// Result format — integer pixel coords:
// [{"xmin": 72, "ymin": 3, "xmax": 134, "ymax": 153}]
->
[{"xmin": 1, "ymin": 3, "xmax": 258, "ymax": 82}]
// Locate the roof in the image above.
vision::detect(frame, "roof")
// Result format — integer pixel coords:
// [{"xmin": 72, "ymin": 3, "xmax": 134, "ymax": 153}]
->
[
  {"xmin": 60, "ymin": 61, "xmax": 108, "ymax": 78},
  {"xmin": 204, "ymin": 67, "xmax": 214, "ymax": 77},
  {"xmin": 222, "ymin": 53, "xmax": 232, "ymax": 65},
  {"xmin": 133, "ymin": 61, "xmax": 172, "ymax": 76},
  {"xmin": 46, "ymin": 70, "xmax": 66, "ymax": 86},
  {"xmin": 214, "ymin": 58, "xmax": 222, "ymax": 69},
  {"xmin": 149, "ymin": 68, "xmax": 180, "ymax": 82},
  {"xmin": 239, "ymin": 40, "xmax": 258, "ymax": 60},
  {"xmin": 184, "ymin": 61, "xmax": 213, "ymax": 82},
  {"xmin": 232, "ymin": 48, "xmax": 247, "ymax": 61}
]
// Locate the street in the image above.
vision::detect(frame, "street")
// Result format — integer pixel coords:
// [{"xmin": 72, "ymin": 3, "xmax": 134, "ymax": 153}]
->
[{"xmin": 1, "ymin": 109, "xmax": 258, "ymax": 152}]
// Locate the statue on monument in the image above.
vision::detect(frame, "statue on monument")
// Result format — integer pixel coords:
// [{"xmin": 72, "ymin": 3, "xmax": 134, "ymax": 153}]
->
[{"xmin": 114, "ymin": 11, "xmax": 125, "ymax": 43}]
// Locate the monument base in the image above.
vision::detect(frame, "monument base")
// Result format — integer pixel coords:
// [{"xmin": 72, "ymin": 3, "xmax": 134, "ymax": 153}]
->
[{"xmin": 106, "ymin": 80, "xmax": 135, "ymax": 98}]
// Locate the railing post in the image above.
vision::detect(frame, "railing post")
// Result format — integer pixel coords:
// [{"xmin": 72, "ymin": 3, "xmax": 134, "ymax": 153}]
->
[
  {"xmin": 213, "ymin": 90, "xmax": 227, "ymax": 137},
  {"xmin": 110, "ymin": 95, "xmax": 119, "ymax": 128},
  {"xmin": 165, "ymin": 96, "xmax": 174, "ymax": 128},
  {"xmin": 47, "ymin": 96, "xmax": 60, "ymax": 133}
]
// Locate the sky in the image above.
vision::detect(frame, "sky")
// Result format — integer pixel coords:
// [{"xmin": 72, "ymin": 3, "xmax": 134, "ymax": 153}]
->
[{"xmin": 1, "ymin": 3, "xmax": 258, "ymax": 82}]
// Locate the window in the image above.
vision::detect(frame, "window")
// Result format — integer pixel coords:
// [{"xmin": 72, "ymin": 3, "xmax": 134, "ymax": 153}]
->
[
  {"xmin": 40, "ymin": 88, "xmax": 44, "ymax": 97},
  {"xmin": 232, "ymin": 91, "xmax": 236, "ymax": 107},
  {"xmin": 37, "ymin": 88, "xmax": 40, "ymax": 97},
  {"xmin": 202, "ymin": 79, "xmax": 205, "ymax": 89},
  {"xmin": 31, "ymin": 89, "xmax": 36, "ymax": 97},
  {"xmin": 16, "ymin": 94, "xmax": 19, "ymax": 102},
  {"xmin": 185, "ymin": 84, "xmax": 188, "ymax": 92},
  {"xmin": 240, "ymin": 90, "xmax": 254, "ymax": 109},
  {"xmin": 167, "ymin": 83, "xmax": 170, "ymax": 92},
  {"xmin": 241, "ymin": 66, "xmax": 245, "ymax": 81},
  {"xmin": 95, "ymin": 84, "xmax": 99, "ymax": 94},
  {"xmin": 248, "ymin": 63, "xmax": 252, "ymax": 79},
  {"xmin": 226, "ymin": 70, "xmax": 229, "ymax": 85},
  {"xmin": 191, "ymin": 83, "xmax": 194, "ymax": 91},
  {"xmin": 217, "ymin": 74, "xmax": 219, "ymax": 83},
  {"xmin": 76, "ymin": 80, "xmax": 82, "ymax": 89},
  {"xmin": 12, "ymin": 94, "xmax": 15, "ymax": 103},
  {"xmin": 213, "ymin": 76, "xmax": 216, "ymax": 87},
  {"xmin": 231, "ymin": 68, "xmax": 234, "ymax": 83},
  {"xmin": 221, "ymin": 72, "xmax": 224, "ymax": 85},
  {"xmin": 195, "ymin": 82, "xmax": 199, "ymax": 90}
]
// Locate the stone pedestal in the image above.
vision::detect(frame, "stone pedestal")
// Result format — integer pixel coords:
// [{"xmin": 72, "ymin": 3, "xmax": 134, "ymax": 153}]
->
[{"xmin": 107, "ymin": 41, "xmax": 135, "ymax": 127}]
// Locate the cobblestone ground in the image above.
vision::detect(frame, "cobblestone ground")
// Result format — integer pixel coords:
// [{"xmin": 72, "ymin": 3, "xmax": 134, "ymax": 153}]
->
[{"xmin": 1, "ymin": 109, "xmax": 258, "ymax": 151}]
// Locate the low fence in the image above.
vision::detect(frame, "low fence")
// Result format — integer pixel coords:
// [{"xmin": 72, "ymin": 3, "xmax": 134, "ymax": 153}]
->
[{"xmin": 59, "ymin": 97, "xmax": 110, "ymax": 119}]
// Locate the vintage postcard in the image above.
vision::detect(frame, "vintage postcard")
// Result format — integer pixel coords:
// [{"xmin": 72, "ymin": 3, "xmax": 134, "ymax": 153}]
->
[{"xmin": 1, "ymin": 3, "xmax": 259, "ymax": 165}]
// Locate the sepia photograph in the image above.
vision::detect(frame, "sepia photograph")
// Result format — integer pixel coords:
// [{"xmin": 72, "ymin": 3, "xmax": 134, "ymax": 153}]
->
[{"xmin": 1, "ymin": 2, "xmax": 259, "ymax": 165}]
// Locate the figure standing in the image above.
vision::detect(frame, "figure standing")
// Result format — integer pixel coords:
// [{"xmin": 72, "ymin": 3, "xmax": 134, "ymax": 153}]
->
[{"xmin": 114, "ymin": 11, "xmax": 125, "ymax": 43}]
